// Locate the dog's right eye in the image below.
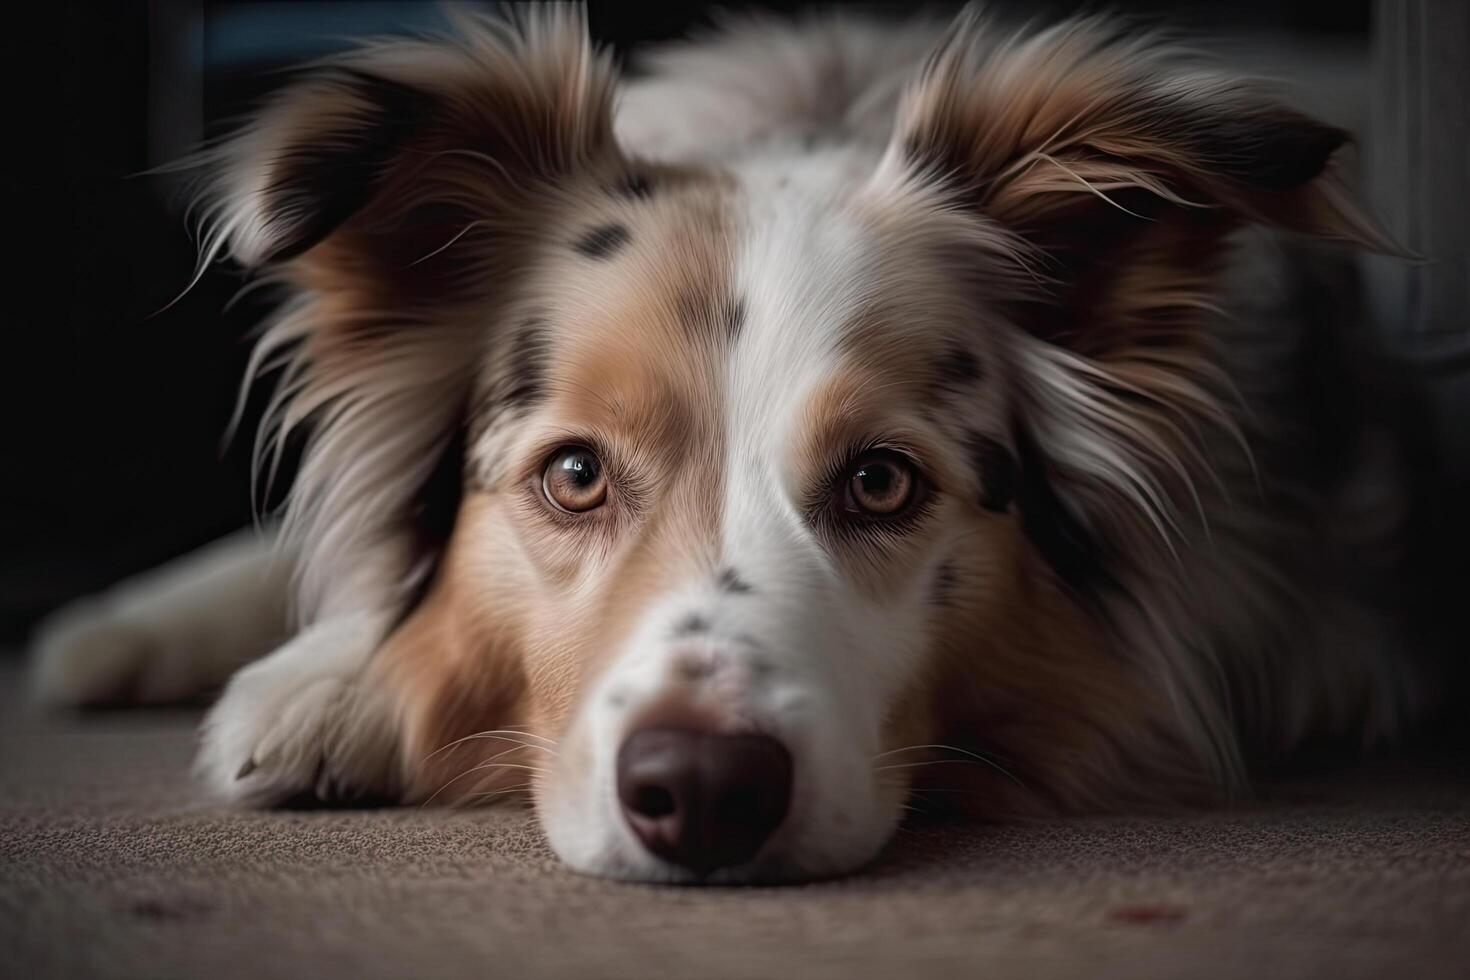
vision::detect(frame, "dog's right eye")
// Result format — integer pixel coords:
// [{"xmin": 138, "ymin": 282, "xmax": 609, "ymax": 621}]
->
[
  {"xmin": 542, "ymin": 447, "xmax": 607, "ymax": 513},
  {"xmin": 838, "ymin": 450, "xmax": 922, "ymax": 519}
]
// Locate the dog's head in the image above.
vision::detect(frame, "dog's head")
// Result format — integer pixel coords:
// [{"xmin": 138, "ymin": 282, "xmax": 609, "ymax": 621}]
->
[{"xmin": 206, "ymin": 9, "xmax": 1388, "ymax": 881}]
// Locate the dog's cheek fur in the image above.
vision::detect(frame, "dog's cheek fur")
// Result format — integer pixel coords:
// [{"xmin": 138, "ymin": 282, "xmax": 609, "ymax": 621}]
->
[
  {"xmin": 369, "ymin": 497, "xmax": 539, "ymax": 805},
  {"xmin": 914, "ymin": 513, "xmax": 1217, "ymax": 816},
  {"xmin": 371, "ymin": 480, "xmax": 721, "ymax": 806},
  {"xmin": 371, "ymin": 165, "xmax": 743, "ymax": 809},
  {"xmin": 374, "ymin": 490, "xmax": 662, "ymax": 808}
]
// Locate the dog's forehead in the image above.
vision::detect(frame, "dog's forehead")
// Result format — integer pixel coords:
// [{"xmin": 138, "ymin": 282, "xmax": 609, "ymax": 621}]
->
[
  {"xmin": 543, "ymin": 158, "xmax": 883, "ymax": 349},
  {"xmin": 482, "ymin": 155, "xmax": 994, "ymax": 474},
  {"xmin": 730, "ymin": 153, "xmax": 890, "ymax": 395}
]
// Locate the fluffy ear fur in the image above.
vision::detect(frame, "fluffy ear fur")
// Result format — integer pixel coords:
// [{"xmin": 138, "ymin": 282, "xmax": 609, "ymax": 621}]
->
[
  {"xmin": 204, "ymin": 8, "xmax": 621, "ymax": 269},
  {"xmin": 199, "ymin": 8, "xmax": 624, "ymax": 625},
  {"xmin": 890, "ymin": 9, "xmax": 1395, "ymax": 355},
  {"xmin": 882, "ymin": 11, "xmax": 1399, "ymax": 579}
]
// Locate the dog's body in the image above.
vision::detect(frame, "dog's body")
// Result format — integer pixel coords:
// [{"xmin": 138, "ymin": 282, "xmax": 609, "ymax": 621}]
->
[{"xmin": 34, "ymin": 8, "xmax": 1433, "ymax": 882}]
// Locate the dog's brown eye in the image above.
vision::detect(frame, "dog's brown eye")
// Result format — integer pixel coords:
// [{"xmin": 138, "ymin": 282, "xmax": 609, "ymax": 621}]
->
[
  {"xmin": 845, "ymin": 453, "xmax": 917, "ymax": 516},
  {"xmin": 542, "ymin": 447, "xmax": 607, "ymax": 513}
]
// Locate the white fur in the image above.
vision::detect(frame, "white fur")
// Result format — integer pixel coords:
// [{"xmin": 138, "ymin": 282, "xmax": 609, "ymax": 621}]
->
[
  {"xmin": 196, "ymin": 611, "xmax": 398, "ymax": 804},
  {"xmin": 615, "ymin": 14, "xmax": 943, "ymax": 162}
]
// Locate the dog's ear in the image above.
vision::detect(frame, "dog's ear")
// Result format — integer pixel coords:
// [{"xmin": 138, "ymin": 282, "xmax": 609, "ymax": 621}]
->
[
  {"xmin": 204, "ymin": 8, "xmax": 621, "ymax": 270},
  {"xmin": 887, "ymin": 12, "xmax": 1398, "ymax": 355},
  {"xmin": 884, "ymin": 13, "xmax": 1403, "ymax": 596},
  {"xmin": 202, "ymin": 10, "xmax": 626, "ymax": 625}
]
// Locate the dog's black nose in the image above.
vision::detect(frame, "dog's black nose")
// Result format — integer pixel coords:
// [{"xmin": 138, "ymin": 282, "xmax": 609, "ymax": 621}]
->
[{"xmin": 617, "ymin": 727, "xmax": 793, "ymax": 876}]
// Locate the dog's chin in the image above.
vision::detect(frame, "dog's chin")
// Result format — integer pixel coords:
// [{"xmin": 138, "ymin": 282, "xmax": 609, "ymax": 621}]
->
[
  {"xmin": 536, "ymin": 776, "xmax": 904, "ymax": 885},
  {"xmin": 544, "ymin": 823, "xmax": 901, "ymax": 885}
]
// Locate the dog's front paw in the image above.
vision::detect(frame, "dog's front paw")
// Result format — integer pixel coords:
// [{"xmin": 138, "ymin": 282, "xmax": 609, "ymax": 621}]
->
[{"xmin": 196, "ymin": 616, "xmax": 399, "ymax": 806}]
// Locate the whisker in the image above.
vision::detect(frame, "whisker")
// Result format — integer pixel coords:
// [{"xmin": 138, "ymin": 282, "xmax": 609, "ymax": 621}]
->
[
  {"xmin": 420, "ymin": 745, "xmax": 528, "ymax": 806},
  {"xmin": 423, "ymin": 730, "xmax": 560, "ymax": 764},
  {"xmin": 475, "ymin": 727, "xmax": 559, "ymax": 744},
  {"xmin": 456, "ymin": 762, "xmax": 548, "ymax": 778},
  {"xmin": 421, "ymin": 756, "xmax": 550, "ymax": 808},
  {"xmin": 872, "ymin": 743, "xmax": 1021, "ymax": 785},
  {"xmin": 452, "ymin": 782, "xmax": 534, "ymax": 809},
  {"xmin": 410, "ymin": 219, "xmax": 490, "ymax": 266},
  {"xmin": 491, "ymin": 725, "xmax": 558, "ymax": 742},
  {"xmin": 873, "ymin": 757, "xmax": 1021, "ymax": 785},
  {"xmin": 875, "ymin": 743, "xmax": 988, "ymax": 761}
]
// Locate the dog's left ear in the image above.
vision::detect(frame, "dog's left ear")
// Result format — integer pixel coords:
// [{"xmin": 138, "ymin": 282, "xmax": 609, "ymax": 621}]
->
[
  {"xmin": 883, "ymin": 13, "xmax": 1405, "ymax": 595},
  {"xmin": 887, "ymin": 12, "xmax": 1398, "ymax": 353}
]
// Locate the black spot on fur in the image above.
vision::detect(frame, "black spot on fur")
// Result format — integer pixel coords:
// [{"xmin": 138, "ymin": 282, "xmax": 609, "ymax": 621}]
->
[
  {"xmin": 935, "ymin": 343, "xmax": 984, "ymax": 393},
  {"xmin": 391, "ymin": 418, "xmax": 467, "ymax": 631},
  {"xmin": 718, "ymin": 568, "xmax": 753, "ymax": 594},
  {"xmin": 1014, "ymin": 429, "xmax": 1115, "ymax": 596},
  {"xmin": 968, "ymin": 432, "xmax": 1018, "ymax": 512},
  {"xmin": 674, "ymin": 613, "xmax": 710, "ymax": 636},
  {"xmin": 930, "ymin": 561, "xmax": 959, "ymax": 608},
  {"xmin": 574, "ymin": 223, "xmax": 631, "ymax": 259},
  {"xmin": 613, "ymin": 173, "xmax": 653, "ymax": 199},
  {"xmin": 672, "ymin": 287, "xmax": 746, "ymax": 342},
  {"xmin": 469, "ymin": 319, "xmax": 552, "ymax": 447},
  {"xmin": 726, "ymin": 297, "xmax": 747, "ymax": 341},
  {"xmin": 503, "ymin": 320, "xmax": 549, "ymax": 407}
]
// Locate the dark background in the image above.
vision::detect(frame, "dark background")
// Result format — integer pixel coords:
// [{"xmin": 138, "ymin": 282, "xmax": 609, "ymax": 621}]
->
[{"xmin": 0, "ymin": 0, "xmax": 1411, "ymax": 644}]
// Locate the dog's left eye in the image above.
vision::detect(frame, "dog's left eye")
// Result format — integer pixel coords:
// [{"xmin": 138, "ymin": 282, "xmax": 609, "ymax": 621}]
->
[
  {"xmin": 840, "ymin": 451, "xmax": 920, "ymax": 518},
  {"xmin": 542, "ymin": 446, "xmax": 608, "ymax": 513}
]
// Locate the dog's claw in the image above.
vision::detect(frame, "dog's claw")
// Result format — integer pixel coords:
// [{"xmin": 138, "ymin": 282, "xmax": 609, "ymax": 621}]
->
[{"xmin": 235, "ymin": 757, "xmax": 258, "ymax": 780}]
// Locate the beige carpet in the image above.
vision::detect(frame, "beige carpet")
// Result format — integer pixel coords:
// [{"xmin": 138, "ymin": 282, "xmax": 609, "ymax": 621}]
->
[{"xmin": 2, "ymin": 666, "xmax": 1467, "ymax": 980}]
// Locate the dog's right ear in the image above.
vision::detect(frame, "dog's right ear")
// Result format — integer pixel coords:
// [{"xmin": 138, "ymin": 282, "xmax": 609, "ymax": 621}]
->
[
  {"xmin": 199, "ymin": 10, "xmax": 627, "ymax": 625},
  {"xmin": 204, "ymin": 8, "xmax": 622, "ymax": 268}
]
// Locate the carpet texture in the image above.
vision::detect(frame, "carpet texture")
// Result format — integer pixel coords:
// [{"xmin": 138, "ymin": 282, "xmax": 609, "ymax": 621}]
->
[{"xmin": 2, "ymin": 667, "xmax": 1467, "ymax": 980}]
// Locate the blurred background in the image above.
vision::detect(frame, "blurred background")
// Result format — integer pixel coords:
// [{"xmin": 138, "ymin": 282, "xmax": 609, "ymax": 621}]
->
[{"xmin": 8, "ymin": 0, "xmax": 1466, "ymax": 645}]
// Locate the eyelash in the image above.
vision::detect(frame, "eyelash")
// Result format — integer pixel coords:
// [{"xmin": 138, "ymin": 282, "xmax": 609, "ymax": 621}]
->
[
  {"xmin": 805, "ymin": 442, "xmax": 934, "ymax": 538},
  {"xmin": 523, "ymin": 436, "xmax": 657, "ymax": 526}
]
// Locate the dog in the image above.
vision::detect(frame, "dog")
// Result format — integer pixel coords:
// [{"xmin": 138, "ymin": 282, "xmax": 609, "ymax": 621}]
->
[{"xmin": 32, "ymin": 6, "xmax": 1433, "ymax": 882}]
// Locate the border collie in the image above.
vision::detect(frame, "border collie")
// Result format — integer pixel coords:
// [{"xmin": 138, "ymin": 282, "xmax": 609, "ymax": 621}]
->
[{"xmin": 33, "ymin": 6, "xmax": 1429, "ymax": 882}]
